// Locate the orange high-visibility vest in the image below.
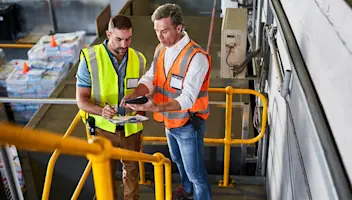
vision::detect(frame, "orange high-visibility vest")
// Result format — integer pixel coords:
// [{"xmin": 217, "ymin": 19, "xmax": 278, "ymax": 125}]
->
[{"xmin": 153, "ymin": 40, "xmax": 212, "ymax": 129}]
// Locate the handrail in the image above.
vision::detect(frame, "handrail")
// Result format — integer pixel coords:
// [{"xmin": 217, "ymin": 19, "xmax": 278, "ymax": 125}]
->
[
  {"xmin": 71, "ymin": 161, "xmax": 92, "ymax": 200},
  {"xmin": 0, "ymin": 44, "xmax": 34, "ymax": 48},
  {"xmin": 0, "ymin": 124, "xmax": 102, "ymax": 155},
  {"xmin": 0, "ymin": 123, "xmax": 172, "ymax": 200},
  {"xmin": 71, "ymin": 126, "xmax": 93, "ymax": 200},
  {"xmin": 0, "ymin": 98, "xmax": 76, "ymax": 104},
  {"xmin": 140, "ymin": 87, "xmax": 267, "ymax": 187},
  {"xmin": 35, "ymin": 86, "xmax": 267, "ymax": 197}
]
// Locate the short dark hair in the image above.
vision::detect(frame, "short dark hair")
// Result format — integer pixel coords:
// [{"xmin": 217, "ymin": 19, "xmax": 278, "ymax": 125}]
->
[
  {"xmin": 151, "ymin": 4, "xmax": 184, "ymax": 27},
  {"xmin": 108, "ymin": 15, "xmax": 132, "ymax": 31}
]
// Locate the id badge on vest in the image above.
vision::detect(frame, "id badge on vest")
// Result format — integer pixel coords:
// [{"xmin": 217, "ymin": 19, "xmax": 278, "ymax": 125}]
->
[
  {"xmin": 127, "ymin": 78, "xmax": 139, "ymax": 89},
  {"xmin": 170, "ymin": 74, "xmax": 183, "ymax": 90}
]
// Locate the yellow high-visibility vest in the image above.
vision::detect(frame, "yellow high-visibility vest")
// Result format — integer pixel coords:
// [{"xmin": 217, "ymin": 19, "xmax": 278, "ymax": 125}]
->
[{"xmin": 79, "ymin": 44, "xmax": 146, "ymax": 137}]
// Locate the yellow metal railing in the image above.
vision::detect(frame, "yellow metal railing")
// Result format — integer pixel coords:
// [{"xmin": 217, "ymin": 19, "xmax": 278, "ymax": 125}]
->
[
  {"xmin": 42, "ymin": 86, "xmax": 267, "ymax": 198},
  {"xmin": 140, "ymin": 86, "xmax": 268, "ymax": 187},
  {"xmin": 0, "ymin": 123, "xmax": 172, "ymax": 200}
]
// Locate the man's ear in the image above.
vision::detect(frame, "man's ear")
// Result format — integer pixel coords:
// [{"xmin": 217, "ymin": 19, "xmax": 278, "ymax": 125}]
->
[
  {"xmin": 176, "ymin": 25, "xmax": 183, "ymax": 33},
  {"xmin": 106, "ymin": 31, "xmax": 111, "ymax": 39}
]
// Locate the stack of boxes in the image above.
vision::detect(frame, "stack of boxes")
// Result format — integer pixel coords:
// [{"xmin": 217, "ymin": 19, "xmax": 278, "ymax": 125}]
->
[
  {"xmin": 0, "ymin": 49, "xmax": 12, "ymax": 97},
  {"xmin": 27, "ymin": 31, "xmax": 86, "ymax": 65},
  {"xmin": 0, "ymin": 49, "xmax": 12, "ymax": 121},
  {"xmin": 0, "ymin": 50, "xmax": 26, "ymax": 193},
  {"xmin": 0, "ymin": 31, "xmax": 86, "ymax": 193},
  {"xmin": 2, "ymin": 31, "xmax": 86, "ymax": 124},
  {"xmin": 6, "ymin": 60, "xmax": 69, "ymax": 124}
]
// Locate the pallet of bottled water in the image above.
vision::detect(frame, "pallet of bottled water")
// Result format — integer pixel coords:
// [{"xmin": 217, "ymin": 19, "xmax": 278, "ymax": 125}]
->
[
  {"xmin": 5, "ymin": 59, "xmax": 69, "ymax": 124},
  {"xmin": 27, "ymin": 31, "xmax": 86, "ymax": 65},
  {"xmin": 0, "ymin": 51, "xmax": 16, "ymax": 97}
]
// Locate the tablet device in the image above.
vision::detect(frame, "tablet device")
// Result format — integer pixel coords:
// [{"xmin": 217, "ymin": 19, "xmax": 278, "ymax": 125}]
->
[{"xmin": 124, "ymin": 96, "xmax": 148, "ymax": 104}]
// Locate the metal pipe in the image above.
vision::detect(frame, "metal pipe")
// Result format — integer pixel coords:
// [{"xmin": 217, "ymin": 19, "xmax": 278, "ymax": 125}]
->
[
  {"xmin": 0, "ymin": 97, "xmax": 244, "ymax": 107},
  {"xmin": 0, "ymin": 44, "xmax": 34, "ymax": 48},
  {"xmin": 138, "ymin": 145, "xmax": 150, "ymax": 185},
  {"xmin": 0, "ymin": 123, "xmax": 102, "ymax": 156},
  {"xmin": 164, "ymin": 159, "xmax": 172, "ymax": 200},
  {"xmin": 280, "ymin": 70, "xmax": 292, "ymax": 98},
  {"xmin": 206, "ymin": 0, "xmax": 217, "ymax": 53},
  {"xmin": 221, "ymin": 86, "xmax": 233, "ymax": 187},
  {"xmin": 48, "ymin": 0, "xmax": 58, "ymax": 33},
  {"xmin": 42, "ymin": 150, "xmax": 60, "ymax": 200},
  {"xmin": 270, "ymin": 0, "xmax": 352, "ymax": 199},
  {"xmin": 240, "ymin": 104, "xmax": 250, "ymax": 175},
  {"xmin": 0, "ymin": 98, "xmax": 76, "ymax": 104},
  {"xmin": 110, "ymin": 147, "xmax": 160, "ymax": 163},
  {"xmin": 42, "ymin": 113, "xmax": 81, "ymax": 200},
  {"xmin": 87, "ymin": 141, "xmax": 114, "ymax": 200},
  {"xmin": 71, "ymin": 161, "xmax": 92, "ymax": 200},
  {"xmin": 260, "ymin": 126, "xmax": 269, "ymax": 176},
  {"xmin": 255, "ymin": 135, "xmax": 263, "ymax": 175},
  {"xmin": 152, "ymin": 153, "xmax": 165, "ymax": 200},
  {"xmin": 255, "ymin": 0, "xmax": 263, "ymax": 50},
  {"xmin": 252, "ymin": 0, "xmax": 257, "ymax": 38},
  {"xmin": 266, "ymin": 26, "xmax": 283, "ymax": 90}
]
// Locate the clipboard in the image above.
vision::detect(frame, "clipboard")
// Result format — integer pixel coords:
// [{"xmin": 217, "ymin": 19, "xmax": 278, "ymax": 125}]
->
[{"xmin": 108, "ymin": 114, "xmax": 149, "ymax": 125}]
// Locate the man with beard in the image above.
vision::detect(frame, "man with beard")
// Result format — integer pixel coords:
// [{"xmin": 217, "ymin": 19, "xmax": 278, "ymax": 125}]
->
[{"xmin": 76, "ymin": 15, "xmax": 146, "ymax": 200}]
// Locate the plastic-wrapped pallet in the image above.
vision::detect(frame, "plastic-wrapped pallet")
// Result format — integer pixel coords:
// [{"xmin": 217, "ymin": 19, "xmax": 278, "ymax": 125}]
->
[
  {"xmin": 0, "ymin": 59, "xmax": 16, "ymax": 97},
  {"xmin": 6, "ymin": 60, "xmax": 69, "ymax": 124},
  {"xmin": 27, "ymin": 31, "xmax": 86, "ymax": 65}
]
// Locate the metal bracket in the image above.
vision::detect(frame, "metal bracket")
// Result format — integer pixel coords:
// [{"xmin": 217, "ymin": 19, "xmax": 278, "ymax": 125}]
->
[{"xmin": 218, "ymin": 178, "xmax": 236, "ymax": 188}]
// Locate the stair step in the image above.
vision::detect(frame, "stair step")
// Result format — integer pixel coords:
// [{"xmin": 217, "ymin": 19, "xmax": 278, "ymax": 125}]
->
[{"xmin": 116, "ymin": 182, "xmax": 266, "ymax": 200}]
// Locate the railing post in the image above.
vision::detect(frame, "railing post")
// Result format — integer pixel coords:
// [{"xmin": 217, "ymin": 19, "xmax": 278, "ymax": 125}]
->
[
  {"xmin": 164, "ymin": 159, "xmax": 172, "ymax": 200},
  {"xmin": 42, "ymin": 150, "xmax": 60, "ymax": 200},
  {"xmin": 139, "ymin": 140, "xmax": 151, "ymax": 185},
  {"xmin": 219, "ymin": 86, "xmax": 234, "ymax": 187},
  {"xmin": 86, "ymin": 137, "xmax": 114, "ymax": 200},
  {"xmin": 42, "ymin": 113, "xmax": 81, "ymax": 199},
  {"xmin": 153, "ymin": 153, "xmax": 165, "ymax": 200},
  {"xmin": 71, "ymin": 161, "xmax": 92, "ymax": 200}
]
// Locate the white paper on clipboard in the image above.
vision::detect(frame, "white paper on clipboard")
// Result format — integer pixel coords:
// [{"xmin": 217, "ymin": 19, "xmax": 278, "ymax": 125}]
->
[{"xmin": 108, "ymin": 114, "xmax": 149, "ymax": 125}]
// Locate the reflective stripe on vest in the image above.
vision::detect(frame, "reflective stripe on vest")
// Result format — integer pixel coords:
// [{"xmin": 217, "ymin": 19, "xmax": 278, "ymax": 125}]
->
[
  {"xmin": 154, "ymin": 86, "xmax": 208, "ymax": 99},
  {"xmin": 163, "ymin": 107, "xmax": 210, "ymax": 119},
  {"xmin": 79, "ymin": 44, "xmax": 146, "ymax": 136},
  {"xmin": 87, "ymin": 47, "xmax": 100, "ymax": 105},
  {"xmin": 153, "ymin": 40, "xmax": 212, "ymax": 129}
]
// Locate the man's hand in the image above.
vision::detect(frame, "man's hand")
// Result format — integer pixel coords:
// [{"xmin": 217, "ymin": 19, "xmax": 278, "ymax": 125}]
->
[
  {"xmin": 127, "ymin": 97, "xmax": 160, "ymax": 112},
  {"xmin": 102, "ymin": 105, "xmax": 116, "ymax": 119},
  {"xmin": 121, "ymin": 84, "xmax": 150, "ymax": 108},
  {"xmin": 120, "ymin": 93, "xmax": 138, "ymax": 108}
]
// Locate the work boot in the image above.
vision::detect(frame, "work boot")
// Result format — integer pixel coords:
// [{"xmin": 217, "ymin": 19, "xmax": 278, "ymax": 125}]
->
[{"xmin": 173, "ymin": 186, "xmax": 194, "ymax": 200}]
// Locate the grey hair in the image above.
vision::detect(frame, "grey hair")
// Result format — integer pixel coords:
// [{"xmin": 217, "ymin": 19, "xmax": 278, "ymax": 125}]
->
[{"xmin": 151, "ymin": 3, "xmax": 184, "ymax": 27}]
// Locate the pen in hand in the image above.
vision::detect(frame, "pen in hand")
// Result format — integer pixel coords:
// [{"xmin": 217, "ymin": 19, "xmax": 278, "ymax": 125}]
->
[{"xmin": 105, "ymin": 102, "xmax": 117, "ymax": 114}]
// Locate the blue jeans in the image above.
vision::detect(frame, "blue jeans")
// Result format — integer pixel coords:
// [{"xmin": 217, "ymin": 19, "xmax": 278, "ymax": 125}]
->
[{"xmin": 166, "ymin": 120, "xmax": 211, "ymax": 200}]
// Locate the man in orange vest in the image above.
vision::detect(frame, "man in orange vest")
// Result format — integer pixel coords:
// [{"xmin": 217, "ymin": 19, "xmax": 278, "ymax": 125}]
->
[{"xmin": 121, "ymin": 4, "xmax": 212, "ymax": 200}]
